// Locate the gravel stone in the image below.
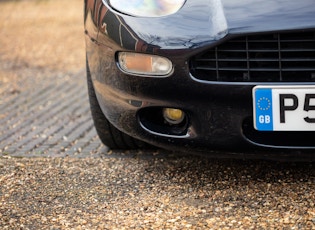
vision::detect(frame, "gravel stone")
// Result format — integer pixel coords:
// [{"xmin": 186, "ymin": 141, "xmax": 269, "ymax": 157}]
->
[{"xmin": 1, "ymin": 157, "xmax": 315, "ymax": 229}]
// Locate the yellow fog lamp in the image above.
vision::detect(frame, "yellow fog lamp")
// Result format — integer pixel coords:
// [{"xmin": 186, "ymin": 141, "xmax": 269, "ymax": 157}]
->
[
  {"xmin": 118, "ymin": 52, "xmax": 173, "ymax": 77},
  {"xmin": 163, "ymin": 108, "xmax": 185, "ymax": 125}
]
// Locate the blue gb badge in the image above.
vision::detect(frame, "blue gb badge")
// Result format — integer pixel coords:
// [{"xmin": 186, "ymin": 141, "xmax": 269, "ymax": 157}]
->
[{"xmin": 254, "ymin": 88, "xmax": 273, "ymax": 131}]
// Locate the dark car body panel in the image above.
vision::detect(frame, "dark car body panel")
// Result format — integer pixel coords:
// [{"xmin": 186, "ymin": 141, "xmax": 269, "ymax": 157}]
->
[
  {"xmin": 223, "ymin": 0, "xmax": 315, "ymax": 33},
  {"xmin": 84, "ymin": 0, "xmax": 315, "ymax": 153}
]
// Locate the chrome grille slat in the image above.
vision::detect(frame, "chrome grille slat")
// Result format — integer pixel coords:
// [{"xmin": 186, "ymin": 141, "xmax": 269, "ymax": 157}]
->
[{"xmin": 190, "ymin": 31, "xmax": 315, "ymax": 82}]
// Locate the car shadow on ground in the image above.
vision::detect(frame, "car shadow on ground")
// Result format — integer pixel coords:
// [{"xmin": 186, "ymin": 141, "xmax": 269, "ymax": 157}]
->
[{"xmin": 104, "ymin": 148, "xmax": 315, "ymax": 184}]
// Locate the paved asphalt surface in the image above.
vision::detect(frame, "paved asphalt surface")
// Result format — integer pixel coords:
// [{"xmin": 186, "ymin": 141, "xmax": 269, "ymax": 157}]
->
[{"xmin": 1, "ymin": 71, "xmax": 315, "ymax": 229}]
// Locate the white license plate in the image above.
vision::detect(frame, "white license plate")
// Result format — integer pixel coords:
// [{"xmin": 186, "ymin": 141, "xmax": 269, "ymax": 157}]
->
[{"xmin": 253, "ymin": 86, "xmax": 315, "ymax": 131}]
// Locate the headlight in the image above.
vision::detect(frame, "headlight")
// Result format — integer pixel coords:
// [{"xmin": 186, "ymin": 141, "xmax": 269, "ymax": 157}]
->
[{"xmin": 106, "ymin": 0, "xmax": 186, "ymax": 17}]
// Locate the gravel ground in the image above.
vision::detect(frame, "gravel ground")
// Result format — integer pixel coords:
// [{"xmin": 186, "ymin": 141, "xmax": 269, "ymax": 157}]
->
[
  {"xmin": 2, "ymin": 0, "xmax": 315, "ymax": 229},
  {"xmin": 1, "ymin": 156, "xmax": 315, "ymax": 229}
]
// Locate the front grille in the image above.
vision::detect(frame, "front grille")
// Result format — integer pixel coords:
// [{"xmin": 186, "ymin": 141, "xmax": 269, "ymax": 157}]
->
[{"xmin": 190, "ymin": 31, "xmax": 315, "ymax": 82}]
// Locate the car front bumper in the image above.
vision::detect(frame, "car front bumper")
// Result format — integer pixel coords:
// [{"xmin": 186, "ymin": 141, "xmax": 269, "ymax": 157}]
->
[{"xmin": 84, "ymin": 0, "xmax": 315, "ymax": 153}]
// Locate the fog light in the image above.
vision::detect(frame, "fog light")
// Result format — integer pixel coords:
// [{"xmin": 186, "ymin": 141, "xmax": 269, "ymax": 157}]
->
[
  {"xmin": 118, "ymin": 52, "xmax": 173, "ymax": 77},
  {"xmin": 163, "ymin": 108, "xmax": 185, "ymax": 125}
]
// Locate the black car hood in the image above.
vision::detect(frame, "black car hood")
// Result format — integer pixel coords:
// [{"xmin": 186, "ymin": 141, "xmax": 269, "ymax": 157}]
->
[
  {"xmin": 222, "ymin": 0, "xmax": 315, "ymax": 34},
  {"xmin": 99, "ymin": 0, "xmax": 315, "ymax": 49}
]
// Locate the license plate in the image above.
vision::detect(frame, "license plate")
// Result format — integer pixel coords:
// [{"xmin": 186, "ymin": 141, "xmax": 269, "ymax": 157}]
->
[{"xmin": 253, "ymin": 86, "xmax": 315, "ymax": 131}]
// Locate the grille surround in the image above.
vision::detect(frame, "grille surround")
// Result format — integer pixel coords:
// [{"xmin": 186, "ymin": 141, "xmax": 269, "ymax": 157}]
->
[{"xmin": 190, "ymin": 31, "xmax": 315, "ymax": 82}]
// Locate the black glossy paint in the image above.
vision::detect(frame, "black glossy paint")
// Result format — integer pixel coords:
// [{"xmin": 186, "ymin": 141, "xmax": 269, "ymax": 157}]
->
[{"xmin": 84, "ymin": 0, "xmax": 315, "ymax": 154}]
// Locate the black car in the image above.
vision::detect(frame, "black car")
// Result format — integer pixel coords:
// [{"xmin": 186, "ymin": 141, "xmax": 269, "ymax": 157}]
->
[{"xmin": 84, "ymin": 0, "xmax": 315, "ymax": 154}]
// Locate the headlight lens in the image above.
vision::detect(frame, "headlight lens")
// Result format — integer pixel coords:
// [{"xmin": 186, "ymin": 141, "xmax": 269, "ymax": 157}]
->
[{"xmin": 107, "ymin": 0, "xmax": 186, "ymax": 17}]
